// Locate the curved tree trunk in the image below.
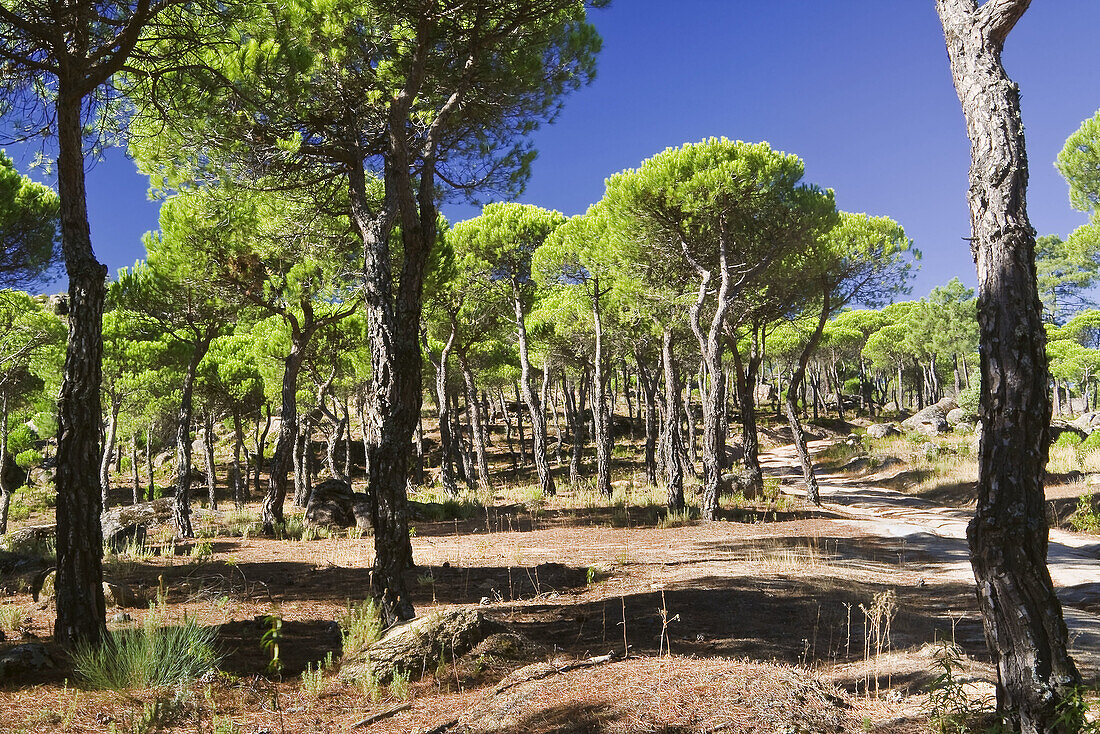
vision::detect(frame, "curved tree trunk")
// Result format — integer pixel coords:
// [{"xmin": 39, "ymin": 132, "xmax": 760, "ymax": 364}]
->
[
  {"xmin": 733, "ymin": 347, "xmax": 765, "ymax": 496},
  {"xmin": 260, "ymin": 340, "xmax": 306, "ymax": 533},
  {"xmin": 787, "ymin": 291, "xmax": 830, "ymax": 505},
  {"xmin": 938, "ymin": 2, "xmax": 1081, "ymax": 730},
  {"xmin": 232, "ymin": 412, "xmax": 245, "ymax": 507},
  {"xmin": 0, "ymin": 395, "xmax": 11, "ymax": 534},
  {"xmin": 173, "ymin": 335, "xmax": 212, "ymax": 538},
  {"xmin": 512, "ymin": 286, "xmax": 555, "ymax": 496},
  {"xmin": 637, "ymin": 352, "xmax": 659, "ymax": 488},
  {"xmin": 54, "ymin": 88, "xmax": 107, "ymax": 648}
]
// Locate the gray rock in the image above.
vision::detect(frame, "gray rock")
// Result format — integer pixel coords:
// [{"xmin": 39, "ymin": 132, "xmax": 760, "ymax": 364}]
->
[
  {"xmin": 103, "ymin": 581, "xmax": 139, "ymax": 608},
  {"xmin": 901, "ymin": 399, "xmax": 955, "ymax": 436},
  {"xmin": 1072, "ymin": 412, "xmax": 1100, "ymax": 435},
  {"xmin": 101, "ymin": 497, "xmax": 175, "ymax": 552},
  {"xmin": 0, "ymin": 524, "xmax": 55, "ymax": 555},
  {"xmin": 304, "ymin": 479, "xmax": 355, "ymax": 528},
  {"xmin": 954, "ymin": 422, "xmax": 974, "ymax": 434},
  {"xmin": 867, "ymin": 423, "xmax": 900, "ymax": 439},
  {"xmin": 111, "ymin": 612, "xmax": 132, "ymax": 623},
  {"xmin": 0, "ymin": 643, "xmax": 57, "ymax": 682},
  {"xmin": 719, "ymin": 470, "xmax": 762, "ymax": 499},
  {"xmin": 1051, "ymin": 420, "xmax": 1087, "ymax": 443},
  {"xmin": 946, "ymin": 408, "xmax": 966, "ymax": 426}
]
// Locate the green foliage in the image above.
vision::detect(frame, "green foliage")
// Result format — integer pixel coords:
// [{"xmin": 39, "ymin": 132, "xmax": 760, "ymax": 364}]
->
[
  {"xmin": 0, "ymin": 152, "xmax": 60, "ymax": 288},
  {"xmin": 71, "ymin": 611, "xmax": 220, "ymax": 689},
  {"xmin": 6, "ymin": 424, "xmax": 36, "ymax": 455},
  {"xmin": 1070, "ymin": 492, "xmax": 1100, "ymax": 533},
  {"xmin": 260, "ymin": 614, "xmax": 284, "ymax": 675},
  {"xmin": 1053, "ymin": 432, "xmax": 1083, "ymax": 449},
  {"xmin": 926, "ymin": 641, "xmax": 1002, "ymax": 734},
  {"xmin": 956, "ymin": 386, "xmax": 980, "ymax": 420},
  {"xmin": 14, "ymin": 448, "xmax": 41, "ymax": 470},
  {"xmin": 339, "ymin": 598, "xmax": 384, "ymax": 654},
  {"xmin": 1084, "ymin": 431, "xmax": 1100, "ymax": 452}
]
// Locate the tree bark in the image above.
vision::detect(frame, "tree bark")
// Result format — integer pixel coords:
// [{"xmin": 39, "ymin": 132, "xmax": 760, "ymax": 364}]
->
[
  {"xmin": 130, "ymin": 433, "xmax": 141, "ymax": 506},
  {"xmin": 786, "ymin": 291, "xmax": 830, "ymax": 505},
  {"xmin": 173, "ymin": 333, "xmax": 212, "ymax": 538},
  {"xmin": 99, "ymin": 401, "xmax": 119, "ymax": 509},
  {"xmin": 511, "ymin": 284, "xmax": 555, "ymax": 496},
  {"xmin": 458, "ymin": 354, "xmax": 491, "ymax": 489},
  {"xmin": 146, "ymin": 422, "xmax": 155, "ymax": 502},
  {"xmin": 662, "ymin": 328, "xmax": 685, "ymax": 511},
  {"xmin": 203, "ymin": 411, "xmax": 217, "ymax": 511},
  {"xmin": 637, "ymin": 350, "xmax": 659, "ymax": 488},
  {"xmin": 591, "ymin": 290, "xmax": 612, "ymax": 498},
  {"xmin": 0, "ymin": 395, "xmax": 10, "ymax": 534},
  {"xmin": 261, "ymin": 338, "xmax": 306, "ymax": 532},
  {"xmin": 53, "ymin": 87, "xmax": 107, "ymax": 648},
  {"xmin": 938, "ymin": 2, "xmax": 1081, "ymax": 730}
]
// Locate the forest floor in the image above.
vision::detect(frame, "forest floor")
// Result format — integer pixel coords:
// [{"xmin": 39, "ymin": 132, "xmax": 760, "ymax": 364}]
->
[{"xmin": 2, "ymin": 427, "xmax": 1099, "ymax": 732}]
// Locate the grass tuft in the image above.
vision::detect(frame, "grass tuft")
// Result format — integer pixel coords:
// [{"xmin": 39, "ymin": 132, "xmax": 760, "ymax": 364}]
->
[{"xmin": 71, "ymin": 608, "xmax": 220, "ymax": 690}]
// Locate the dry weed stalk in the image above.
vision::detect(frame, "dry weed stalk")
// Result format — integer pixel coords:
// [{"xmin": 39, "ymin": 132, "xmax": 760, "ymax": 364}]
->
[{"xmin": 859, "ymin": 589, "xmax": 897, "ymax": 697}]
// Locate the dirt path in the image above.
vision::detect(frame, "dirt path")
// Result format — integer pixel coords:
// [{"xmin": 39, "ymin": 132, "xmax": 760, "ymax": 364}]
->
[{"xmin": 763, "ymin": 440, "xmax": 1100, "ymax": 680}]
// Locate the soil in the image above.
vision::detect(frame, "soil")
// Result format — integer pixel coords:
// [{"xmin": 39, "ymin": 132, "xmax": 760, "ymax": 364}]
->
[{"xmin": 1, "ymin": 427, "xmax": 1097, "ymax": 733}]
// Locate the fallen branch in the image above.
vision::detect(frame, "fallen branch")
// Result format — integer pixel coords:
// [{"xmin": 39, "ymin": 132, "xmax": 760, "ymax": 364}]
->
[{"xmin": 351, "ymin": 703, "xmax": 411, "ymax": 729}]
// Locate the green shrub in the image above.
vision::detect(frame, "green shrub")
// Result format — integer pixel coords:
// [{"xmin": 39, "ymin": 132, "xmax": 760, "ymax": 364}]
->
[
  {"xmin": 339, "ymin": 598, "xmax": 384, "ymax": 654},
  {"xmin": 15, "ymin": 449, "xmax": 42, "ymax": 470},
  {"xmin": 1053, "ymin": 432, "xmax": 1083, "ymax": 449},
  {"xmin": 842, "ymin": 377, "xmax": 861, "ymax": 396},
  {"xmin": 1083, "ymin": 431, "xmax": 1100, "ymax": 451},
  {"xmin": 956, "ymin": 386, "xmax": 980, "ymax": 420},
  {"xmin": 6, "ymin": 425, "xmax": 37, "ymax": 455},
  {"xmin": 1070, "ymin": 492, "xmax": 1100, "ymax": 533},
  {"xmin": 71, "ymin": 610, "xmax": 220, "ymax": 689}
]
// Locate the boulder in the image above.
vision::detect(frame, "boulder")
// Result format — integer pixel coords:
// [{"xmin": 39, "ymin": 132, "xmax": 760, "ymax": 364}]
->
[
  {"xmin": 352, "ymin": 494, "xmax": 372, "ymax": 531},
  {"xmin": 1050, "ymin": 420, "xmax": 1087, "ymax": 443},
  {"xmin": 1071, "ymin": 412, "xmax": 1100, "ymax": 435},
  {"xmin": 103, "ymin": 581, "xmax": 140, "ymax": 608},
  {"xmin": 304, "ymin": 479, "xmax": 355, "ymax": 528},
  {"xmin": 754, "ymin": 383, "xmax": 777, "ymax": 404},
  {"xmin": 101, "ymin": 497, "xmax": 175, "ymax": 551},
  {"xmin": 719, "ymin": 470, "xmax": 762, "ymax": 499},
  {"xmin": 0, "ymin": 643, "xmax": 57, "ymax": 683},
  {"xmin": 954, "ymin": 422, "xmax": 974, "ymax": 435},
  {"xmin": 340, "ymin": 607, "xmax": 498, "ymax": 684},
  {"xmin": 900, "ymin": 398, "xmax": 955, "ymax": 436},
  {"xmin": 946, "ymin": 408, "xmax": 966, "ymax": 426},
  {"xmin": 866, "ymin": 423, "xmax": 900, "ymax": 440},
  {"xmin": 0, "ymin": 524, "xmax": 55, "ymax": 555}
]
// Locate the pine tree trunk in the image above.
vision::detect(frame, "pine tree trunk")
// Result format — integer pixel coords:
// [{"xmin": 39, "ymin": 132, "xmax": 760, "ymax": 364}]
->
[
  {"xmin": 0, "ymin": 395, "xmax": 10, "ymax": 534},
  {"xmin": 100, "ymin": 402, "xmax": 119, "ymax": 509},
  {"xmin": 938, "ymin": 2, "xmax": 1082, "ymax": 730},
  {"xmin": 130, "ymin": 433, "xmax": 141, "ymax": 506},
  {"xmin": 174, "ymin": 335, "xmax": 212, "ymax": 538},
  {"xmin": 434, "ymin": 327, "xmax": 459, "ymax": 495},
  {"xmin": 261, "ymin": 341, "xmax": 306, "ymax": 532},
  {"xmin": 53, "ymin": 87, "xmax": 107, "ymax": 649},
  {"xmin": 786, "ymin": 291, "xmax": 830, "ymax": 505},
  {"xmin": 512, "ymin": 286, "xmax": 554, "ymax": 496},
  {"xmin": 146, "ymin": 422, "xmax": 155, "ymax": 502},
  {"xmin": 203, "ymin": 411, "xmax": 217, "ymax": 511},
  {"xmin": 662, "ymin": 328, "xmax": 685, "ymax": 511},
  {"xmin": 733, "ymin": 348, "xmax": 765, "ymax": 495},
  {"xmin": 638, "ymin": 353, "xmax": 659, "ymax": 487},
  {"xmin": 592, "ymin": 295, "xmax": 612, "ymax": 498},
  {"xmin": 459, "ymin": 355, "xmax": 491, "ymax": 489},
  {"xmin": 232, "ymin": 413, "xmax": 245, "ymax": 507}
]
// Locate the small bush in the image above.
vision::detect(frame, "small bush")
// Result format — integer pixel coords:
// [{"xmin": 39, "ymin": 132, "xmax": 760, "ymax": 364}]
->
[
  {"xmin": 0, "ymin": 603, "xmax": 25, "ymax": 631},
  {"xmin": 1084, "ymin": 431, "xmax": 1100, "ymax": 451},
  {"xmin": 956, "ymin": 386, "xmax": 980, "ymax": 420},
  {"xmin": 15, "ymin": 449, "xmax": 42, "ymax": 470},
  {"xmin": 339, "ymin": 598, "xmax": 384, "ymax": 654},
  {"xmin": 656, "ymin": 506, "xmax": 699, "ymax": 529},
  {"xmin": 1070, "ymin": 492, "xmax": 1100, "ymax": 533},
  {"xmin": 71, "ymin": 610, "xmax": 220, "ymax": 689},
  {"xmin": 6, "ymin": 425, "xmax": 37, "ymax": 455},
  {"xmin": 1053, "ymin": 432, "xmax": 1083, "ymax": 449}
]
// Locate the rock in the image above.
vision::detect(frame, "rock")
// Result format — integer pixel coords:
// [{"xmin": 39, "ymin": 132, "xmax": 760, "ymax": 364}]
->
[
  {"xmin": 1051, "ymin": 420, "xmax": 1087, "ymax": 443},
  {"xmin": 946, "ymin": 408, "xmax": 966, "ymax": 426},
  {"xmin": 352, "ymin": 494, "xmax": 371, "ymax": 531},
  {"xmin": 111, "ymin": 612, "xmax": 132, "ymax": 623},
  {"xmin": 101, "ymin": 497, "xmax": 175, "ymax": 552},
  {"xmin": 900, "ymin": 399, "xmax": 954, "ymax": 436},
  {"xmin": 35, "ymin": 569, "xmax": 55, "ymax": 603},
  {"xmin": 1071, "ymin": 412, "xmax": 1100, "ymax": 435},
  {"xmin": 866, "ymin": 423, "xmax": 900, "ymax": 439},
  {"xmin": 882, "ymin": 401, "xmax": 899, "ymax": 413},
  {"xmin": 103, "ymin": 581, "xmax": 139, "ymax": 608},
  {"xmin": 340, "ymin": 607, "xmax": 499, "ymax": 683},
  {"xmin": 754, "ymin": 383, "xmax": 777, "ymax": 404},
  {"xmin": 304, "ymin": 479, "xmax": 355, "ymax": 528},
  {"xmin": 719, "ymin": 470, "xmax": 761, "ymax": 499},
  {"xmin": 1086, "ymin": 474, "xmax": 1100, "ymax": 487},
  {"xmin": 0, "ymin": 643, "xmax": 57, "ymax": 683},
  {"xmin": 0, "ymin": 524, "xmax": 55, "ymax": 555},
  {"xmin": 954, "ymin": 422, "xmax": 974, "ymax": 434}
]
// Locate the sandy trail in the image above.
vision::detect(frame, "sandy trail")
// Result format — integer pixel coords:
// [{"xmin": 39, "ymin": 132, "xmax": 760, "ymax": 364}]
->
[{"xmin": 762, "ymin": 440, "xmax": 1100, "ymax": 679}]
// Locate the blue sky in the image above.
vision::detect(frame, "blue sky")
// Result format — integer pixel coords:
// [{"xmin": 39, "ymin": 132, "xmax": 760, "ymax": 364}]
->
[{"xmin": 8, "ymin": 0, "xmax": 1100, "ymax": 299}]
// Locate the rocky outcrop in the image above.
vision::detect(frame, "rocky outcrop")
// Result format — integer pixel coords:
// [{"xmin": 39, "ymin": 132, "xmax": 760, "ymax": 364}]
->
[
  {"xmin": 901, "ymin": 397, "xmax": 956, "ymax": 436},
  {"xmin": 866, "ymin": 423, "xmax": 900, "ymax": 439},
  {"xmin": 101, "ymin": 497, "xmax": 176, "ymax": 552},
  {"xmin": 945, "ymin": 408, "xmax": 966, "ymax": 426},
  {"xmin": 340, "ymin": 607, "xmax": 498, "ymax": 683},
  {"xmin": 304, "ymin": 479, "xmax": 355, "ymax": 528},
  {"xmin": 1072, "ymin": 412, "xmax": 1100, "ymax": 435},
  {"xmin": 1050, "ymin": 420, "xmax": 1087, "ymax": 443},
  {"xmin": 0, "ymin": 643, "xmax": 58, "ymax": 683}
]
